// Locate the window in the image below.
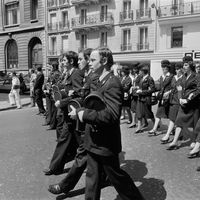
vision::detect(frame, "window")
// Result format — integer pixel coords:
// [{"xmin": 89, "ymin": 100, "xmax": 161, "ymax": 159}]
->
[
  {"xmin": 50, "ymin": 37, "xmax": 57, "ymax": 55},
  {"xmin": 62, "ymin": 11, "xmax": 68, "ymax": 27},
  {"xmin": 80, "ymin": 34, "xmax": 87, "ymax": 50},
  {"xmin": 100, "ymin": 32, "xmax": 107, "ymax": 47},
  {"xmin": 100, "ymin": 5, "xmax": 108, "ymax": 22},
  {"xmin": 122, "ymin": 29, "xmax": 131, "ymax": 50},
  {"xmin": 31, "ymin": 0, "xmax": 38, "ymax": 20},
  {"xmin": 6, "ymin": 39, "xmax": 18, "ymax": 69},
  {"xmin": 139, "ymin": 0, "xmax": 148, "ymax": 17},
  {"xmin": 171, "ymin": 27, "xmax": 183, "ymax": 48},
  {"xmin": 123, "ymin": 1, "xmax": 131, "ymax": 19},
  {"xmin": 62, "ymin": 36, "xmax": 69, "ymax": 52},
  {"xmin": 5, "ymin": 2, "xmax": 20, "ymax": 25},
  {"xmin": 50, "ymin": 13, "xmax": 57, "ymax": 30},
  {"xmin": 80, "ymin": 9, "xmax": 87, "ymax": 25},
  {"xmin": 139, "ymin": 27, "xmax": 148, "ymax": 50}
]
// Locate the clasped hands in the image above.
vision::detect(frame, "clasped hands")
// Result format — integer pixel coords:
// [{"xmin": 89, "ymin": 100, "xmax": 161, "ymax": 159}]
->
[{"xmin": 68, "ymin": 105, "xmax": 84, "ymax": 122}]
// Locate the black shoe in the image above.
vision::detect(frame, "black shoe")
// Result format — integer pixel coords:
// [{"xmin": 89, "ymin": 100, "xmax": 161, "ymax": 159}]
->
[
  {"xmin": 166, "ymin": 144, "xmax": 179, "ymax": 150},
  {"xmin": 128, "ymin": 124, "xmax": 137, "ymax": 128},
  {"xmin": 135, "ymin": 129, "xmax": 143, "ymax": 134},
  {"xmin": 43, "ymin": 169, "xmax": 54, "ymax": 176},
  {"xmin": 42, "ymin": 123, "xmax": 49, "ymax": 126},
  {"xmin": 48, "ymin": 184, "xmax": 63, "ymax": 195},
  {"xmin": 148, "ymin": 130, "xmax": 157, "ymax": 136},
  {"xmin": 46, "ymin": 127, "xmax": 54, "ymax": 131},
  {"xmin": 187, "ymin": 151, "xmax": 200, "ymax": 159},
  {"xmin": 36, "ymin": 112, "xmax": 42, "ymax": 115},
  {"xmin": 160, "ymin": 138, "xmax": 170, "ymax": 144}
]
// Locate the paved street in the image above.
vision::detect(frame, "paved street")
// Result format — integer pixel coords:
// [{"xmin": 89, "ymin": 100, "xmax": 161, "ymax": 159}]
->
[{"xmin": 0, "ymin": 107, "xmax": 200, "ymax": 200}]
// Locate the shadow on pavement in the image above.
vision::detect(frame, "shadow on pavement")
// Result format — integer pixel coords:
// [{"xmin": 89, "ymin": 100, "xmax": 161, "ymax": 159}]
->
[{"xmin": 117, "ymin": 152, "xmax": 167, "ymax": 200}]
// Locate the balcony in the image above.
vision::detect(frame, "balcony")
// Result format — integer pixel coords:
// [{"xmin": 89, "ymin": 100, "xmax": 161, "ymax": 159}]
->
[
  {"xmin": 137, "ymin": 43, "xmax": 149, "ymax": 51},
  {"xmin": 121, "ymin": 44, "xmax": 132, "ymax": 51},
  {"xmin": 48, "ymin": 50, "xmax": 58, "ymax": 56},
  {"xmin": 71, "ymin": 0, "xmax": 110, "ymax": 6},
  {"xmin": 71, "ymin": 13, "xmax": 114, "ymax": 31},
  {"xmin": 59, "ymin": 21, "xmax": 70, "ymax": 31},
  {"xmin": 47, "ymin": 23, "xmax": 58, "ymax": 33},
  {"xmin": 119, "ymin": 10, "xmax": 134, "ymax": 24},
  {"xmin": 159, "ymin": 1, "xmax": 200, "ymax": 20},
  {"xmin": 59, "ymin": 0, "xmax": 70, "ymax": 8},
  {"xmin": 47, "ymin": 0, "xmax": 57, "ymax": 8},
  {"xmin": 136, "ymin": 8, "xmax": 151, "ymax": 22}
]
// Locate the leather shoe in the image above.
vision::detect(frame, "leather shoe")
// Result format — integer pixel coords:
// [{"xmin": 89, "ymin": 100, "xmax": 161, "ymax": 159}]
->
[
  {"xmin": 46, "ymin": 127, "xmax": 54, "ymax": 131},
  {"xmin": 48, "ymin": 184, "xmax": 63, "ymax": 195},
  {"xmin": 43, "ymin": 169, "xmax": 54, "ymax": 176}
]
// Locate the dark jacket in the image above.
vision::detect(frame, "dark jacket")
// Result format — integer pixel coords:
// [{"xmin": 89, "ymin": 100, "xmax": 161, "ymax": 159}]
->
[
  {"xmin": 34, "ymin": 72, "xmax": 44, "ymax": 91},
  {"xmin": 137, "ymin": 75, "xmax": 155, "ymax": 105},
  {"xmin": 156, "ymin": 73, "xmax": 174, "ymax": 102},
  {"xmin": 82, "ymin": 72, "xmax": 123, "ymax": 156}
]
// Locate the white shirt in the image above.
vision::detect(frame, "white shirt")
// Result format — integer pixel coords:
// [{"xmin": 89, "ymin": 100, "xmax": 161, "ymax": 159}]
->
[{"xmin": 12, "ymin": 76, "xmax": 20, "ymax": 89}]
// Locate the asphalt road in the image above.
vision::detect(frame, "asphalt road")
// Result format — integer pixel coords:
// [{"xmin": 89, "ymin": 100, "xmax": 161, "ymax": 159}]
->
[{"xmin": 0, "ymin": 107, "xmax": 200, "ymax": 200}]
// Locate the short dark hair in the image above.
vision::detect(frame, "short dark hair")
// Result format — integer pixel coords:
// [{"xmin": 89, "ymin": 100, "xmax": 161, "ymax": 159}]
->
[
  {"xmin": 175, "ymin": 62, "xmax": 183, "ymax": 70},
  {"xmin": 62, "ymin": 51, "xmax": 78, "ymax": 68},
  {"xmin": 83, "ymin": 48, "xmax": 93, "ymax": 61},
  {"xmin": 96, "ymin": 47, "xmax": 114, "ymax": 69},
  {"xmin": 12, "ymin": 71, "xmax": 17, "ymax": 76},
  {"xmin": 51, "ymin": 61, "xmax": 59, "ymax": 71},
  {"xmin": 37, "ymin": 66, "xmax": 42, "ymax": 72}
]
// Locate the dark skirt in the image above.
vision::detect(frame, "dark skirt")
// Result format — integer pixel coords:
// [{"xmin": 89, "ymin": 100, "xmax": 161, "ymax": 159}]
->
[
  {"xmin": 122, "ymin": 97, "xmax": 131, "ymax": 108},
  {"xmin": 175, "ymin": 106, "xmax": 199, "ymax": 128},
  {"xmin": 131, "ymin": 96, "xmax": 138, "ymax": 113},
  {"xmin": 136, "ymin": 100, "xmax": 154, "ymax": 120},
  {"xmin": 156, "ymin": 102, "xmax": 170, "ymax": 119},
  {"xmin": 168, "ymin": 104, "xmax": 180, "ymax": 123}
]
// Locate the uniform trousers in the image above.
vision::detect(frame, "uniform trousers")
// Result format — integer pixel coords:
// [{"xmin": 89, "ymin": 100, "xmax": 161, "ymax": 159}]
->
[
  {"xmin": 49, "ymin": 121, "xmax": 78, "ymax": 174},
  {"xmin": 45, "ymin": 94, "xmax": 52, "ymax": 124},
  {"xmin": 85, "ymin": 151, "xmax": 145, "ymax": 200},
  {"xmin": 35, "ymin": 89, "xmax": 45, "ymax": 113}
]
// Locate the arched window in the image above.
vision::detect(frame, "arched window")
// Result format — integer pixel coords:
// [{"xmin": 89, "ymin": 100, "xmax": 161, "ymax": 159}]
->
[{"xmin": 6, "ymin": 39, "xmax": 18, "ymax": 69}]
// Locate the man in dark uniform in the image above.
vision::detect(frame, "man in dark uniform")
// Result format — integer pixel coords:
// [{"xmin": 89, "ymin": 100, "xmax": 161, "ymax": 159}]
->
[
  {"xmin": 51, "ymin": 47, "xmax": 144, "ymax": 199},
  {"xmin": 48, "ymin": 48, "xmax": 106, "ymax": 195},
  {"xmin": 34, "ymin": 66, "xmax": 46, "ymax": 115},
  {"xmin": 43, "ymin": 51, "xmax": 84, "ymax": 176}
]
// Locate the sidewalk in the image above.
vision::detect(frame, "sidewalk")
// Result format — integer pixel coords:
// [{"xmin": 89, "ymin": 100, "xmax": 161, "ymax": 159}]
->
[{"xmin": 0, "ymin": 97, "xmax": 31, "ymax": 111}]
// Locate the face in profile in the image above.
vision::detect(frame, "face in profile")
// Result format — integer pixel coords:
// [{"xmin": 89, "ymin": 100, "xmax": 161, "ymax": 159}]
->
[
  {"xmin": 78, "ymin": 52, "xmax": 87, "ymax": 70},
  {"xmin": 183, "ymin": 62, "xmax": 190, "ymax": 73},
  {"xmin": 61, "ymin": 56, "xmax": 69, "ymax": 68},
  {"xmin": 89, "ymin": 50, "xmax": 101, "ymax": 71}
]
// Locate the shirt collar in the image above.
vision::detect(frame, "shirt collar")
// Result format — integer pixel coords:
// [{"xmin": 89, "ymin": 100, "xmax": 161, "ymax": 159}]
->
[
  {"xmin": 99, "ymin": 71, "xmax": 110, "ymax": 82},
  {"xmin": 162, "ymin": 72, "xmax": 170, "ymax": 79},
  {"xmin": 142, "ymin": 74, "xmax": 148, "ymax": 80}
]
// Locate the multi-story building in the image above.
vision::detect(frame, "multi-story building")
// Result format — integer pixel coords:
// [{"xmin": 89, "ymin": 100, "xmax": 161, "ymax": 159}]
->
[
  {"xmin": 70, "ymin": 0, "xmax": 156, "ymax": 72},
  {"xmin": 0, "ymin": 0, "xmax": 46, "ymax": 73},
  {"xmin": 47, "ymin": 0, "xmax": 72, "ymax": 63},
  {"xmin": 152, "ymin": 0, "xmax": 200, "ymax": 79}
]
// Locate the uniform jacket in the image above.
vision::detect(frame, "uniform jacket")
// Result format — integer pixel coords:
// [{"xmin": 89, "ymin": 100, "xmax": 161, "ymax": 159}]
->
[
  {"xmin": 82, "ymin": 71, "xmax": 123, "ymax": 156},
  {"xmin": 156, "ymin": 72, "xmax": 174, "ymax": 101},
  {"xmin": 137, "ymin": 75, "xmax": 155, "ymax": 105}
]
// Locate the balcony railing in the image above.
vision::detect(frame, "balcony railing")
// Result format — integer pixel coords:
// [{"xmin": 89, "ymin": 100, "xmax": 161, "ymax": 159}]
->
[
  {"xmin": 137, "ymin": 43, "xmax": 149, "ymax": 51},
  {"xmin": 119, "ymin": 10, "xmax": 134, "ymax": 23},
  {"xmin": 121, "ymin": 44, "xmax": 132, "ymax": 51},
  {"xmin": 136, "ymin": 8, "xmax": 151, "ymax": 20},
  {"xmin": 48, "ymin": 51, "xmax": 58, "ymax": 56},
  {"xmin": 78, "ymin": 46, "xmax": 88, "ymax": 52},
  {"xmin": 59, "ymin": 21, "xmax": 70, "ymax": 30},
  {"xmin": 71, "ymin": 13, "xmax": 114, "ymax": 29},
  {"xmin": 47, "ymin": 0, "xmax": 57, "ymax": 8},
  {"xmin": 71, "ymin": 0, "xmax": 99, "ymax": 5},
  {"xmin": 59, "ymin": 0, "xmax": 70, "ymax": 6},
  {"xmin": 158, "ymin": 1, "xmax": 200, "ymax": 18},
  {"xmin": 48, "ymin": 23, "xmax": 58, "ymax": 32}
]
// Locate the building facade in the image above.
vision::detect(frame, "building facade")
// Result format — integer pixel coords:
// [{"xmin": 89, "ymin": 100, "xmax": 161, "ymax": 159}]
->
[{"xmin": 0, "ymin": 0, "xmax": 46, "ymax": 73}]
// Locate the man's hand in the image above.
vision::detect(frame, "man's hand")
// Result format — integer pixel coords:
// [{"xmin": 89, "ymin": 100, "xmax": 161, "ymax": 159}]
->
[
  {"xmin": 136, "ymin": 89, "xmax": 142, "ymax": 94},
  {"xmin": 180, "ymin": 98, "xmax": 187, "ymax": 106},
  {"xmin": 55, "ymin": 100, "xmax": 61, "ymax": 108},
  {"xmin": 68, "ymin": 105, "xmax": 77, "ymax": 120}
]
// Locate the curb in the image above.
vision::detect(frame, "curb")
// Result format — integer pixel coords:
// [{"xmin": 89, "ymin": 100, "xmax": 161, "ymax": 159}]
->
[{"xmin": 0, "ymin": 102, "xmax": 31, "ymax": 112}]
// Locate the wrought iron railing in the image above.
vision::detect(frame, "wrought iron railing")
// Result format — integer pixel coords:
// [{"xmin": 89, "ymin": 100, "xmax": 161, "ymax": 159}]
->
[
  {"xmin": 121, "ymin": 44, "xmax": 132, "ymax": 51},
  {"xmin": 137, "ymin": 43, "xmax": 149, "ymax": 51},
  {"xmin": 59, "ymin": 0, "xmax": 70, "ymax": 6},
  {"xmin": 47, "ymin": 23, "xmax": 58, "ymax": 32},
  {"xmin": 48, "ymin": 51, "xmax": 58, "ymax": 56},
  {"xmin": 158, "ymin": 1, "xmax": 200, "ymax": 17},
  {"xmin": 47, "ymin": 0, "xmax": 57, "ymax": 8},
  {"xmin": 59, "ymin": 21, "xmax": 70, "ymax": 30},
  {"xmin": 119, "ymin": 10, "xmax": 134, "ymax": 23},
  {"xmin": 136, "ymin": 8, "xmax": 151, "ymax": 19},
  {"xmin": 71, "ymin": 13, "xmax": 114, "ymax": 28}
]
